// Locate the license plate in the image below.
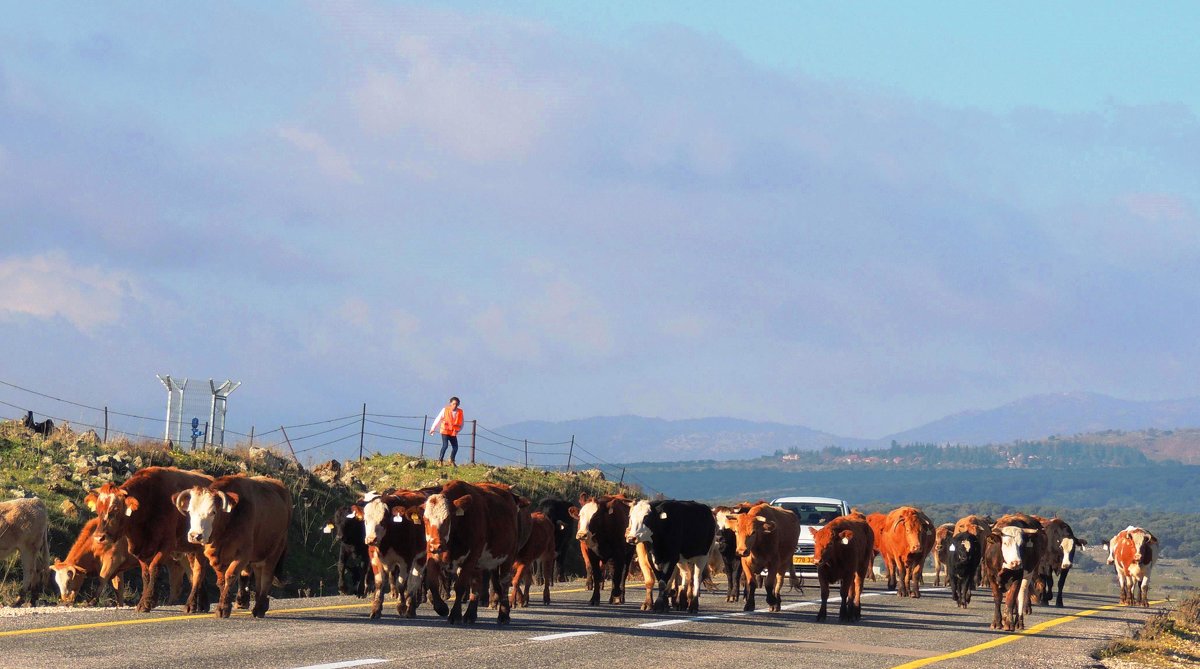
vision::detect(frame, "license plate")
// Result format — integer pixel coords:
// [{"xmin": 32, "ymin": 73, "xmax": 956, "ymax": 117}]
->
[{"xmin": 793, "ymin": 556, "xmax": 814, "ymax": 565}]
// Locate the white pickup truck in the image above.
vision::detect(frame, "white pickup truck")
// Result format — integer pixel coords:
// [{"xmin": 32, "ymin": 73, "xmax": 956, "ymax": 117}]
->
[{"xmin": 769, "ymin": 496, "xmax": 852, "ymax": 575}]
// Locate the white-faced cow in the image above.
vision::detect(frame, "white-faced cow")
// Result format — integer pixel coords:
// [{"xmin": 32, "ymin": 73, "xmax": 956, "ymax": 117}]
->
[
  {"xmin": 946, "ymin": 530, "xmax": 982, "ymax": 609},
  {"xmin": 350, "ymin": 489, "xmax": 429, "ymax": 618},
  {"xmin": 1107, "ymin": 526, "xmax": 1158, "ymax": 607},
  {"xmin": 626, "ymin": 499, "xmax": 716, "ymax": 613},
  {"xmin": 573, "ymin": 493, "xmax": 634, "ymax": 607},
  {"xmin": 983, "ymin": 513, "xmax": 1046, "ymax": 631},
  {"xmin": 1036, "ymin": 517, "xmax": 1084, "ymax": 608},
  {"xmin": 173, "ymin": 475, "xmax": 291, "ymax": 618}
]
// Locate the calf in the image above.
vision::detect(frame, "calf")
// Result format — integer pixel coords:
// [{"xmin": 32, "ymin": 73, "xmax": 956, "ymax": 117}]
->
[
  {"xmin": 324, "ymin": 505, "xmax": 370, "ymax": 597},
  {"xmin": 880, "ymin": 506, "xmax": 935, "ymax": 598},
  {"xmin": 946, "ymin": 531, "xmax": 982, "ymax": 608},
  {"xmin": 23, "ymin": 410, "xmax": 54, "ymax": 437},
  {"xmin": 173, "ymin": 475, "xmax": 292, "ymax": 618},
  {"xmin": 953, "ymin": 514, "xmax": 993, "ymax": 589},
  {"xmin": 713, "ymin": 506, "xmax": 747, "ymax": 602},
  {"xmin": 350, "ymin": 490, "xmax": 429, "ymax": 618},
  {"xmin": 573, "ymin": 493, "xmax": 634, "ymax": 606},
  {"xmin": 0, "ymin": 497, "xmax": 50, "ymax": 606},
  {"xmin": 1108, "ymin": 527, "xmax": 1158, "ymax": 607},
  {"xmin": 810, "ymin": 514, "xmax": 873, "ymax": 623},
  {"xmin": 87, "ymin": 467, "xmax": 213, "ymax": 613},
  {"xmin": 723, "ymin": 502, "xmax": 801, "ymax": 613},
  {"xmin": 1037, "ymin": 517, "xmax": 1084, "ymax": 608},
  {"xmin": 511, "ymin": 512, "xmax": 556, "ymax": 607},
  {"xmin": 932, "ymin": 523, "xmax": 954, "ymax": 587},
  {"xmin": 983, "ymin": 514, "xmax": 1045, "ymax": 631},
  {"xmin": 52, "ymin": 519, "xmax": 191, "ymax": 607},
  {"xmin": 423, "ymin": 480, "xmax": 522, "ymax": 624},
  {"xmin": 626, "ymin": 499, "xmax": 716, "ymax": 613},
  {"xmin": 535, "ymin": 498, "xmax": 578, "ymax": 584}
]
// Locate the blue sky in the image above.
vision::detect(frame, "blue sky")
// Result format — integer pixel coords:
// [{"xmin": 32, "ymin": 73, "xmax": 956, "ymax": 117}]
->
[{"xmin": 1, "ymin": 2, "xmax": 1198, "ymax": 445}]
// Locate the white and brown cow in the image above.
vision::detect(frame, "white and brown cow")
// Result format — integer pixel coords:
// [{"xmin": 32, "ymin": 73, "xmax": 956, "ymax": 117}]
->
[
  {"xmin": 349, "ymin": 489, "xmax": 429, "ymax": 618},
  {"xmin": 0, "ymin": 497, "xmax": 50, "ymax": 606},
  {"xmin": 1107, "ymin": 526, "xmax": 1158, "ymax": 607},
  {"xmin": 173, "ymin": 475, "xmax": 291, "ymax": 618},
  {"xmin": 573, "ymin": 493, "xmax": 635, "ymax": 607}
]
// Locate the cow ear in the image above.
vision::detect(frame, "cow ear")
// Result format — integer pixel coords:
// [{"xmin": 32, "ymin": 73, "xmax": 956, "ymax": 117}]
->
[
  {"xmin": 453, "ymin": 495, "xmax": 473, "ymax": 516},
  {"xmin": 808, "ymin": 526, "xmax": 818, "ymax": 537},
  {"xmin": 172, "ymin": 490, "xmax": 192, "ymax": 516},
  {"xmin": 578, "ymin": 493, "xmax": 590, "ymax": 506},
  {"xmin": 410, "ymin": 511, "xmax": 421, "ymax": 524},
  {"xmin": 762, "ymin": 521, "xmax": 776, "ymax": 533},
  {"xmin": 84, "ymin": 493, "xmax": 98, "ymax": 512},
  {"xmin": 221, "ymin": 492, "xmax": 240, "ymax": 513},
  {"xmin": 517, "ymin": 496, "xmax": 531, "ymax": 508},
  {"xmin": 349, "ymin": 505, "xmax": 363, "ymax": 520},
  {"xmin": 124, "ymin": 496, "xmax": 140, "ymax": 516},
  {"xmin": 1077, "ymin": 538, "xmax": 1087, "ymax": 547},
  {"xmin": 568, "ymin": 506, "xmax": 579, "ymax": 519}
]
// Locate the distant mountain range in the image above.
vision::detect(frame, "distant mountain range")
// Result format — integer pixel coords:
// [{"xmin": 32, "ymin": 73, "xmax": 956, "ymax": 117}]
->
[{"xmin": 495, "ymin": 392, "xmax": 1200, "ymax": 464}]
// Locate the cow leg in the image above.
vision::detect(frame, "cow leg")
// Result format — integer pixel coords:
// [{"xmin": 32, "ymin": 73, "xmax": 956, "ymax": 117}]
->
[
  {"xmin": 235, "ymin": 571, "xmax": 252, "ymax": 610},
  {"xmin": 885, "ymin": 555, "xmax": 898, "ymax": 592},
  {"xmin": 1139, "ymin": 576, "xmax": 1150, "ymax": 607},
  {"xmin": 464, "ymin": 569, "xmax": 482, "ymax": 624},
  {"xmin": 581, "ymin": 541, "xmax": 596, "ymax": 592},
  {"xmin": 541, "ymin": 554, "xmax": 552, "ymax": 605},
  {"xmin": 494, "ymin": 567, "xmax": 512, "ymax": 625},
  {"xmin": 764, "ymin": 568, "xmax": 780, "ymax": 612},
  {"xmin": 653, "ymin": 564, "xmax": 674, "ymax": 613},
  {"xmin": 688, "ymin": 560, "xmax": 704, "ymax": 614},
  {"xmin": 250, "ymin": 562, "xmax": 272, "ymax": 618},
  {"xmin": 510, "ymin": 562, "xmax": 527, "ymax": 608},
  {"xmin": 136, "ymin": 553, "xmax": 168, "ymax": 613},
  {"xmin": 423, "ymin": 560, "xmax": 449, "ymax": 617},
  {"xmin": 212, "ymin": 561, "xmax": 238, "ymax": 618},
  {"xmin": 166, "ymin": 557, "xmax": 186, "ymax": 604},
  {"xmin": 851, "ymin": 570, "xmax": 865, "ymax": 622},
  {"xmin": 990, "ymin": 578, "xmax": 1003, "ymax": 630},
  {"xmin": 837, "ymin": 578, "xmax": 851, "ymax": 622},
  {"xmin": 183, "ymin": 553, "xmax": 210, "ymax": 614},
  {"xmin": 815, "ymin": 574, "xmax": 829, "ymax": 622},
  {"xmin": 742, "ymin": 557, "xmax": 757, "ymax": 612},
  {"xmin": 368, "ymin": 552, "xmax": 386, "ymax": 619}
]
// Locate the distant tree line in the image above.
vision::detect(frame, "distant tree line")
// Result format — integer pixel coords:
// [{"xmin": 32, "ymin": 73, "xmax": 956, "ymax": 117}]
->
[{"xmin": 769, "ymin": 440, "xmax": 1152, "ymax": 469}]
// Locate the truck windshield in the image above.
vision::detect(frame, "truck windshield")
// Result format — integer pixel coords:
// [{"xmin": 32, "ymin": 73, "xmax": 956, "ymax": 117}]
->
[{"xmin": 778, "ymin": 503, "xmax": 842, "ymax": 526}]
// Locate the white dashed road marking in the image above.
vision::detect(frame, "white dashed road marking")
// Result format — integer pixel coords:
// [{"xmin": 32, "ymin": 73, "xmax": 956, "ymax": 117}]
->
[
  {"xmin": 292, "ymin": 660, "xmax": 389, "ymax": 669},
  {"xmin": 530, "ymin": 631, "xmax": 604, "ymax": 641}
]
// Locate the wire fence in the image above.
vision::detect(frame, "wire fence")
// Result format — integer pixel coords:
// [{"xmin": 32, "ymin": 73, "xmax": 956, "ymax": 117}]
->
[{"xmin": 0, "ymin": 378, "xmax": 657, "ymax": 494}]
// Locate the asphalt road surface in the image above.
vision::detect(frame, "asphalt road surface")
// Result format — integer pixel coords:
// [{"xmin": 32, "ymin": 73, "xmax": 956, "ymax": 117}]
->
[{"xmin": 0, "ymin": 581, "xmax": 1166, "ymax": 669}]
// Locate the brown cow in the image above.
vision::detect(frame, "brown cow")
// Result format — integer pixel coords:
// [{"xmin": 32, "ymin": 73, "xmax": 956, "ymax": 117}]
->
[
  {"xmin": 511, "ymin": 512, "xmax": 556, "ymax": 607},
  {"xmin": 865, "ymin": 512, "xmax": 888, "ymax": 582},
  {"xmin": 423, "ymin": 480, "xmax": 522, "ymax": 624},
  {"xmin": 50, "ymin": 517, "xmax": 189, "ymax": 607},
  {"xmin": 1108, "ymin": 527, "xmax": 1158, "ymax": 607},
  {"xmin": 573, "ymin": 493, "xmax": 635, "ymax": 607},
  {"xmin": 983, "ymin": 513, "xmax": 1046, "ymax": 631},
  {"xmin": 880, "ymin": 506, "xmax": 935, "ymax": 597},
  {"xmin": 723, "ymin": 502, "xmax": 801, "ymax": 613},
  {"xmin": 0, "ymin": 497, "xmax": 50, "ymax": 606},
  {"xmin": 349, "ymin": 490, "xmax": 429, "ymax": 619},
  {"xmin": 931, "ymin": 523, "xmax": 954, "ymax": 587},
  {"xmin": 173, "ymin": 475, "xmax": 292, "ymax": 618},
  {"xmin": 810, "ymin": 514, "xmax": 874, "ymax": 623},
  {"xmin": 86, "ymin": 467, "xmax": 212, "ymax": 613}
]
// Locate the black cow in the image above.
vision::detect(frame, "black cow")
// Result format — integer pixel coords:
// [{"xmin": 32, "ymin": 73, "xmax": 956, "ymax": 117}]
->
[
  {"xmin": 946, "ymin": 530, "xmax": 982, "ymax": 608},
  {"xmin": 536, "ymin": 498, "xmax": 578, "ymax": 583},
  {"xmin": 626, "ymin": 499, "xmax": 716, "ymax": 613},
  {"xmin": 983, "ymin": 514, "xmax": 1046, "ymax": 631},
  {"xmin": 713, "ymin": 506, "xmax": 747, "ymax": 602},
  {"xmin": 1037, "ymin": 517, "xmax": 1084, "ymax": 607},
  {"xmin": 325, "ymin": 505, "xmax": 370, "ymax": 597},
  {"xmin": 23, "ymin": 411, "xmax": 54, "ymax": 437}
]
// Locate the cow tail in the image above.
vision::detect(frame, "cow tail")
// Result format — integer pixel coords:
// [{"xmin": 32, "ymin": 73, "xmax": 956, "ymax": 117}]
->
[
  {"xmin": 789, "ymin": 565, "xmax": 803, "ymax": 593},
  {"xmin": 38, "ymin": 521, "xmax": 51, "ymax": 592}
]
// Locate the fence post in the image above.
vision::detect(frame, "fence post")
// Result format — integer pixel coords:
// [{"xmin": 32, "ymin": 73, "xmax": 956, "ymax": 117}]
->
[
  {"xmin": 358, "ymin": 403, "xmax": 366, "ymax": 462},
  {"xmin": 566, "ymin": 435, "xmax": 574, "ymax": 472},
  {"xmin": 280, "ymin": 425, "xmax": 298, "ymax": 463},
  {"xmin": 470, "ymin": 420, "xmax": 477, "ymax": 464},
  {"xmin": 249, "ymin": 426, "xmax": 255, "ymax": 448},
  {"xmin": 618, "ymin": 467, "xmax": 626, "ymax": 486},
  {"xmin": 524, "ymin": 440, "xmax": 529, "ymax": 468},
  {"xmin": 103, "ymin": 406, "xmax": 108, "ymax": 444},
  {"xmin": 420, "ymin": 415, "xmax": 428, "ymax": 459}
]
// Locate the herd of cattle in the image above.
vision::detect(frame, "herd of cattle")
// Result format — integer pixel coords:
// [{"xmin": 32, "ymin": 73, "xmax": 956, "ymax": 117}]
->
[{"xmin": 0, "ymin": 465, "xmax": 1163, "ymax": 634}]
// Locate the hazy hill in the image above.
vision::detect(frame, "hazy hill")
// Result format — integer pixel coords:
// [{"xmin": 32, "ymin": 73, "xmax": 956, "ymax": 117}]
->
[
  {"xmin": 883, "ymin": 392, "xmax": 1200, "ymax": 446},
  {"xmin": 493, "ymin": 415, "xmax": 874, "ymax": 463}
]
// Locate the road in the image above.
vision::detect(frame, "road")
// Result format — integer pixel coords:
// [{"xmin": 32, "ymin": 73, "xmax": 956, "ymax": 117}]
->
[{"xmin": 0, "ymin": 582, "xmax": 1165, "ymax": 669}]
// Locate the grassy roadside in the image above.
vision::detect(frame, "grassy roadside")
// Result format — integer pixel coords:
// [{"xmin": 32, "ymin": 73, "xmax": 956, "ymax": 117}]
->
[
  {"xmin": 1096, "ymin": 592, "xmax": 1200, "ymax": 668},
  {"xmin": 0, "ymin": 421, "xmax": 636, "ymax": 605}
]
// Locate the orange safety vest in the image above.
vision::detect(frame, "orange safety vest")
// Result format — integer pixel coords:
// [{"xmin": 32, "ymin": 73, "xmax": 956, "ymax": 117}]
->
[{"xmin": 440, "ymin": 407, "xmax": 464, "ymax": 436}]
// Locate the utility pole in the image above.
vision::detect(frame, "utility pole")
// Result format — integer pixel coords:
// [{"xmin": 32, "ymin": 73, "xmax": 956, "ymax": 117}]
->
[{"xmin": 358, "ymin": 403, "xmax": 367, "ymax": 461}]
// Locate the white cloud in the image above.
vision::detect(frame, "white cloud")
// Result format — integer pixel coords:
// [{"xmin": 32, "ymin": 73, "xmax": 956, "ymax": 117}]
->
[
  {"xmin": 277, "ymin": 125, "xmax": 360, "ymax": 182},
  {"xmin": 0, "ymin": 252, "xmax": 142, "ymax": 332}
]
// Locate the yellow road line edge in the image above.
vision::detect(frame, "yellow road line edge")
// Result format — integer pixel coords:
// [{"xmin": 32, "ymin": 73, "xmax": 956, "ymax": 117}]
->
[
  {"xmin": 890, "ymin": 599, "xmax": 1168, "ymax": 669},
  {"xmin": 0, "ymin": 588, "xmax": 591, "ymax": 638}
]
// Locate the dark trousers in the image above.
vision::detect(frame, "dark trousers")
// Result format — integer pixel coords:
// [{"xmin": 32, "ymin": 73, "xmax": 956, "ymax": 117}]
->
[{"xmin": 439, "ymin": 434, "xmax": 459, "ymax": 462}]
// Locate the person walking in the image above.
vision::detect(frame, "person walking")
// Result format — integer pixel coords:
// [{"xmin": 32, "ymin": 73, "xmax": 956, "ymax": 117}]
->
[{"xmin": 431, "ymin": 396, "xmax": 464, "ymax": 467}]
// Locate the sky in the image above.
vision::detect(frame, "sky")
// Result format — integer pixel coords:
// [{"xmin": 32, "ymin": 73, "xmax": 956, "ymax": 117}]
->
[{"xmin": 2, "ymin": 1, "xmax": 1198, "ymax": 445}]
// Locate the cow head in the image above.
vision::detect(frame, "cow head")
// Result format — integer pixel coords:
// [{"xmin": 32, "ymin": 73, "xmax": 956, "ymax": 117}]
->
[
  {"xmin": 1129, "ymin": 529, "xmax": 1158, "ymax": 563},
  {"xmin": 423, "ymin": 493, "xmax": 469, "ymax": 558},
  {"xmin": 575, "ymin": 493, "xmax": 600, "ymax": 547},
  {"xmin": 726, "ymin": 511, "xmax": 775, "ymax": 558},
  {"xmin": 85, "ymin": 483, "xmax": 140, "ymax": 546},
  {"xmin": 947, "ymin": 532, "xmax": 978, "ymax": 572},
  {"xmin": 809, "ymin": 524, "xmax": 854, "ymax": 568},
  {"xmin": 49, "ymin": 562, "xmax": 85, "ymax": 604},
  {"xmin": 995, "ymin": 526, "xmax": 1039, "ymax": 570},
  {"xmin": 357, "ymin": 497, "xmax": 400, "ymax": 547},
  {"xmin": 172, "ymin": 486, "xmax": 239, "ymax": 545},
  {"xmin": 891, "ymin": 512, "xmax": 926, "ymax": 555},
  {"xmin": 626, "ymin": 499, "xmax": 655, "ymax": 545}
]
